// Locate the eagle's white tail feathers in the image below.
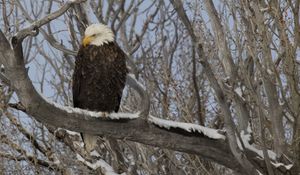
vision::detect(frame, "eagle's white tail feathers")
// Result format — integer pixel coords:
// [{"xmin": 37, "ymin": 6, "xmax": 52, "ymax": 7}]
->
[{"xmin": 82, "ymin": 133, "xmax": 98, "ymax": 153}]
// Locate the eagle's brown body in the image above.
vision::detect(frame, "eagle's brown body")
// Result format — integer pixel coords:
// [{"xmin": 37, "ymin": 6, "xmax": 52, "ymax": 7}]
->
[{"xmin": 73, "ymin": 42, "xmax": 128, "ymax": 113}]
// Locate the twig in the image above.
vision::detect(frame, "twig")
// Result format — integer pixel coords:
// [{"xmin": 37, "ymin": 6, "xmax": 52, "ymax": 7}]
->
[
  {"xmin": 8, "ymin": 102, "xmax": 26, "ymax": 112},
  {"xmin": 13, "ymin": 0, "xmax": 87, "ymax": 44},
  {"xmin": 0, "ymin": 72, "xmax": 11, "ymax": 86},
  {"xmin": 0, "ymin": 151, "xmax": 59, "ymax": 171},
  {"xmin": 126, "ymin": 74, "xmax": 150, "ymax": 118},
  {"xmin": 5, "ymin": 111, "xmax": 48, "ymax": 155}
]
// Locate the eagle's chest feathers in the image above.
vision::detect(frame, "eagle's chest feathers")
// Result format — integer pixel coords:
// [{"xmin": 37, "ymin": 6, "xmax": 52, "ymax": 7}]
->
[
  {"xmin": 76, "ymin": 44, "xmax": 124, "ymax": 82},
  {"xmin": 89, "ymin": 50, "xmax": 98, "ymax": 61},
  {"xmin": 82, "ymin": 44, "xmax": 117, "ymax": 63}
]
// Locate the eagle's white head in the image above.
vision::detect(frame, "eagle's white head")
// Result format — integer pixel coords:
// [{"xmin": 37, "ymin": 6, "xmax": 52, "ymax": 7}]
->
[{"xmin": 82, "ymin": 24, "xmax": 115, "ymax": 47}]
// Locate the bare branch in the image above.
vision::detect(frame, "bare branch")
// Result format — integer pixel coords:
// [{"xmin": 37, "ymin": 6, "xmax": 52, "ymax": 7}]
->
[
  {"xmin": 13, "ymin": 0, "xmax": 87, "ymax": 42},
  {"xmin": 126, "ymin": 74, "xmax": 150, "ymax": 118},
  {"xmin": 0, "ymin": 151, "xmax": 60, "ymax": 171}
]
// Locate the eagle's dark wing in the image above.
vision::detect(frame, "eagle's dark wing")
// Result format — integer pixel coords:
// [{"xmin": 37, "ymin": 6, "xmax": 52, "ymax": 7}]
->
[
  {"xmin": 109, "ymin": 44, "xmax": 128, "ymax": 112},
  {"xmin": 72, "ymin": 47, "xmax": 83, "ymax": 109}
]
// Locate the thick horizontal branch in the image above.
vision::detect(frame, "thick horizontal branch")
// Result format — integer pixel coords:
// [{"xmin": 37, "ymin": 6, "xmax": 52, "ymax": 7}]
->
[{"xmin": 0, "ymin": 29, "xmax": 245, "ymax": 173}]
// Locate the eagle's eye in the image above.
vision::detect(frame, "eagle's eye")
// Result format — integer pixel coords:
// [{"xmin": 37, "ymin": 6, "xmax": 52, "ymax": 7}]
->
[{"xmin": 91, "ymin": 34, "xmax": 97, "ymax": 37}]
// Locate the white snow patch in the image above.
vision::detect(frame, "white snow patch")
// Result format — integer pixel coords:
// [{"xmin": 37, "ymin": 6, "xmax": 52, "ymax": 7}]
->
[
  {"xmin": 285, "ymin": 164, "xmax": 293, "ymax": 170},
  {"xmin": 236, "ymin": 136, "xmax": 244, "ymax": 151},
  {"xmin": 237, "ymin": 124, "xmax": 252, "ymax": 151},
  {"xmin": 26, "ymin": 153, "xmax": 34, "ymax": 157},
  {"xmin": 256, "ymin": 169, "xmax": 263, "ymax": 175},
  {"xmin": 90, "ymin": 150, "xmax": 100, "ymax": 157},
  {"xmin": 52, "ymin": 156, "xmax": 60, "ymax": 165},
  {"xmin": 76, "ymin": 154, "xmax": 124, "ymax": 175},
  {"xmin": 234, "ymin": 87, "xmax": 243, "ymax": 97},
  {"xmin": 109, "ymin": 112, "xmax": 140, "ymax": 119},
  {"xmin": 42, "ymin": 95, "xmax": 139, "ymax": 120},
  {"xmin": 65, "ymin": 129, "xmax": 80, "ymax": 136},
  {"xmin": 271, "ymin": 162, "xmax": 293, "ymax": 170},
  {"xmin": 246, "ymin": 123, "xmax": 252, "ymax": 133},
  {"xmin": 272, "ymin": 162, "xmax": 285, "ymax": 168},
  {"xmin": 53, "ymin": 159, "xmax": 60, "ymax": 165},
  {"xmin": 284, "ymin": 111, "xmax": 295, "ymax": 122},
  {"xmin": 56, "ymin": 128, "xmax": 80, "ymax": 136},
  {"xmin": 149, "ymin": 115, "xmax": 225, "ymax": 140},
  {"xmin": 74, "ymin": 141, "xmax": 84, "ymax": 148},
  {"xmin": 260, "ymin": 7, "xmax": 269, "ymax": 12},
  {"xmin": 267, "ymin": 69, "xmax": 273, "ymax": 75},
  {"xmin": 240, "ymin": 130, "xmax": 277, "ymax": 160},
  {"xmin": 234, "ymin": 87, "xmax": 246, "ymax": 101},
  {"xmin": 224, "ymin": 76, "xmax": 230, "ymax": 81}
]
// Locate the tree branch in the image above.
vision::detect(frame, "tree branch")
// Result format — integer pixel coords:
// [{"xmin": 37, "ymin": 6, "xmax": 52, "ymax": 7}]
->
[
  {"xmin": 13, "ymin": 0, "xmax": 87, "ymax": 43},
  {"xmin": 0, "ymin": 28, "xmax": 247, "ymax": 173}
]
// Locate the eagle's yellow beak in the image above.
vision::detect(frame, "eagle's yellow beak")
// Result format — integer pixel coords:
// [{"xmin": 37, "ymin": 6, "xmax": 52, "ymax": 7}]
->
[{"xmin": 82, "ymin": 36, "xmax": 92, "ymax": 47}]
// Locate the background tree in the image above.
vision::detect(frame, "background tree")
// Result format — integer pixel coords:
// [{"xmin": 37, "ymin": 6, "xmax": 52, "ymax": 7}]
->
[{"xmin": 0, "ymin": 0, "xmax": 298, "ymax": 174}]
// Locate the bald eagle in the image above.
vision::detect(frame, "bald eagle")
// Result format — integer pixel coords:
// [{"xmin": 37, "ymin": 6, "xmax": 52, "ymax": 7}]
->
[{"xmin": 72, "ymin": 24, "xmax": 128, "ymax": 152}]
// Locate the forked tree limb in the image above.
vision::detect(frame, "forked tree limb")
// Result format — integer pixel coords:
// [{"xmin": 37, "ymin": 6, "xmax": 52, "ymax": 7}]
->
[
  {"xmin": 0, "ymin": 28, "xmax": 246, "ymax": 173},
  {"xmin": 13, "ymin": 0, "xmax": 87, "ymax": 42}
]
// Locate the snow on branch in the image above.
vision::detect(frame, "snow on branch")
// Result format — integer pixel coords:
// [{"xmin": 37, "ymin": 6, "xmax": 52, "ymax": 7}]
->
[
  {"xmin": 55, "ymin": 103, "xmax": 139, "ymax": 120},
  {"xmin": 43, "ymin": 95, "xmax": 140, "ymax": 120},
  {"xmin": 256, "ymin": 170, "xmax": 263, "ymax": 175},
  {"xmin": 56, "ymin": 128, "xmax": 80, "ymax": 136},
  {"xmin": 109, "ymin": 112, "xmax": 140, "ymax": 119},
  {"xmin": 271, "ymin": 162, "xmax": 293, "ymax": 170},
  {"xmin": 239, "ymin": 130, "xmax": 277, "ymax": 160},
  {"xmin": 76, "ymin": 154, "xmax": 124, "ymax": 175},
  {"xmin": 239, "ymin": 135, "xmax": 294, "ymax": 172},
  {"xmin": 148, "ymin": 116, "xmax": 226, "ymax": 140},
  {"xmin": 90, "ymin": 150, "xmax": 101, "ymax": 157}
]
